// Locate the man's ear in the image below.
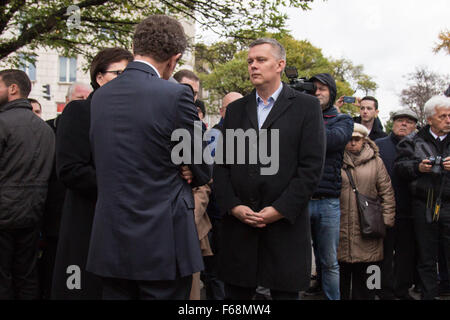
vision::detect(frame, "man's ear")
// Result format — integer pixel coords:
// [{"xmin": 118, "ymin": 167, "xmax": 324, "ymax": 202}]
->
[
  {"xmin": 375, "ymin": 109, "xmax": 379, "ymax": 118},
  {"xmin": 277, "ymin": 59, "xmax": 286, "ymax": 74},
  {"xmin": 163, "ymin": 53, "xmax": 182, "ymax": 80},
  {"xmin": 8, "ymin": 83, "xmax": 20, "ymax": 98},
  {"xmin": 170, "ymin": 53, "xmax": 182, "ymax": 69}
]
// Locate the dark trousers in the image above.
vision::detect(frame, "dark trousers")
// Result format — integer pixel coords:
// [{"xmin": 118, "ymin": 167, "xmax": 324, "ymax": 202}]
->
[
  {"xmin": 201, "ymin": 218, "xmax": 225, "ymax": 300},
  {"xmin": 379, "ymin": 218, "xmax": 416, "ymax": 299},
  {"xmin": 38, "ymin": 236, "xmax": 58, "ymax": 300},
  {"xmin": 224, "ymin": 283, "xmax": 299, "ymax": 300},
  {"xmin": 0, "ymin": 226, "xmax": 40, "ymax": 299},
  {"xmin": 101, "ymin": 275, "xmax": 192, "ymax": 300},
  {"xmin": 339, "ymin": 262, "xmax": 377, "ymax": 300},
  {"xmin": 438, "ymin": 240, "xmax": 449, "ymax": 285},
  {"xmin": 413, "ymin": 201, "xmax": 450, "ymax": 300}
]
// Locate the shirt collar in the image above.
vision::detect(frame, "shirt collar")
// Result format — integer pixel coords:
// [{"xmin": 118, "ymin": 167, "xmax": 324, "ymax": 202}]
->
[
  {"xmin": 256, "ymin": 82, "xmax": 283, "ymax": 105},
  {"xmin": 133, "ymin": 59, "xmax": 161, "ymax": 78},
  {"xmin": 429, "ymin": 127, "xmax": 447, "ymax": 141}
]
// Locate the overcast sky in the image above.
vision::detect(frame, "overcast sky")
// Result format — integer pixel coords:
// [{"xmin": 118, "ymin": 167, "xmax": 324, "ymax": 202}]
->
[{"xmin": 285, "ymin": 0, "xmax": 450, "ymax": 123}]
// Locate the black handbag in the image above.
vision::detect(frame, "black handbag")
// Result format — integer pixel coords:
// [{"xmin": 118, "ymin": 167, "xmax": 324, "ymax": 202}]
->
[{"xmin": 344, "ymin": 168, "xmax": 386, "ymax": 239}]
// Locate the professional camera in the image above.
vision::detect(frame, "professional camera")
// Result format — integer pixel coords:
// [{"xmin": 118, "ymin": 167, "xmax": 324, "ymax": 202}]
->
[
  {"xmin": 428, "ymin": 155, "xmax": 443, "ymax": 175},
  {"xmin": 285, "ymin": 66, "xmax": 316, "ymax": 95}
]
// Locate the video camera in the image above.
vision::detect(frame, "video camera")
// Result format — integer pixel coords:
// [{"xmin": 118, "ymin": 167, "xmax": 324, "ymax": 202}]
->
[{"xmin": 285, "ymin": 66, "xmax": 316, "ymax": 95}]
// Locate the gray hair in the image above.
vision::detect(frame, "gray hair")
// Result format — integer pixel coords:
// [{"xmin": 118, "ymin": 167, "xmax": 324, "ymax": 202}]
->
[
  {"xmin": 249, "ymin": 38, "xmax": 286, "ymax": 61},
  {"xmin": 66, "ymin": 82, "xmax": 91, "ymax": 99},
  {"xmin": 424, "ymin": 95, "xmax": 450, "ymax": 119}
]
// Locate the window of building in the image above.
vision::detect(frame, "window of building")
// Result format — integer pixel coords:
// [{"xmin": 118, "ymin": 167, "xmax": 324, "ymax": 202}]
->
[
  {"xmin": 59, "ymin": 56, "xmax": 77, "ymax": 82},
  {"xmin": 18, "ymin": 55, "xmax": 36, "ymax": 81}
]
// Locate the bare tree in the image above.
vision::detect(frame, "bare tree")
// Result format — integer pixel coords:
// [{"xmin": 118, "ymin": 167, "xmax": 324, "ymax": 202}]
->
[{"xmin": 399, "ymin": 66, "xmax": 449, "ymax": 126}]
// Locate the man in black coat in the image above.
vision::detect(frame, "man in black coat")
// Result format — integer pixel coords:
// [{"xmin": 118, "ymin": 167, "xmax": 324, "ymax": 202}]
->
[
  {"xmin": 87, "ymin": 15, "xmax": 211, "ymax": 300},
  {"xmin": 0, "ymin": 70, "xmax": 54, "ymax": 299},
  {"xmin": 353, "ymin": 96, "xmax": 387, "ymax": 141},
  {"xmin": 214, "ymin": 38, "xmax": 325, "ymax": 299},
  {"xmin": 376, "ymin": 109, "xmax": 418, "ymax": 300},
  {"xmin": 395, "ymin": 95, "xmax": 450, "ymax": 300},
  {"xmin": 38, "ymin": 115, "xmax": 66, "ymax": 300}
]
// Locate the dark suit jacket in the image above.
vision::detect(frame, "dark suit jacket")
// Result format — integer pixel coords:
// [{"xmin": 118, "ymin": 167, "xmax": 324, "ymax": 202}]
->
[
  {"xmin": 87, "ymin": 61, "xmax": 211, "ymax": 281},
  {"xmin": 214, "ymin": 83, "xmax": 325, "ymax": 291}
]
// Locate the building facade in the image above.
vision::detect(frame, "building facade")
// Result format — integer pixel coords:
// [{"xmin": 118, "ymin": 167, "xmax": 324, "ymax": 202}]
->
[{"xmin": 2, "ymin": 19, "xmax": 196, "ymax": 121}]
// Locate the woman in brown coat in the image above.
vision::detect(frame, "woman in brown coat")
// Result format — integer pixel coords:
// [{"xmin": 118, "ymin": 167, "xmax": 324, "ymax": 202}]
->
[{"xmin": 338, "ymin": 123, "xmax": 395, "ymax": 300}]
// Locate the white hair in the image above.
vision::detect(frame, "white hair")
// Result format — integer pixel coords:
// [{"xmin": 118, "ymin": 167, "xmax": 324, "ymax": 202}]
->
[
  {"xmin": 66, "ymin": 82, "xmax": 91, "ymax": 99},
  {"xmin": 424, "ymin": 95, "xmax": 450, "ymax": 119}
]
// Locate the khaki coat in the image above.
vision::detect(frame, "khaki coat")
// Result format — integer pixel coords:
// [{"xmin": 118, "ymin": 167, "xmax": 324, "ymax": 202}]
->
[
  {"xmin": 190, "ymin": 183, "xmax": 213, "ymax": 300},
  {"xmin": 338, "ymin": 139, "xmax": 395, "ymax": 263}
]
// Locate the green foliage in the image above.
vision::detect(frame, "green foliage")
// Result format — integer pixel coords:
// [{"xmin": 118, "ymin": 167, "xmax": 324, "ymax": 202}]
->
[
  {"xmin": 198, "ymin": 34, "xmax": 377, "ymax": 116},
  {"xmin": 0, "ymin": 0, "xmax": 314, "ymax": 67},
  {"xmin": 384, "ymin": 112, "xmax": 394, "ymax": 134}
]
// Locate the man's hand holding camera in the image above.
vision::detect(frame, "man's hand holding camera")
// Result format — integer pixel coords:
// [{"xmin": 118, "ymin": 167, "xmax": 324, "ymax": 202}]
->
[
  {"xmin": 419, "ymin": 157, "xmax": 450, "ymax": 173},
  {"xmin": 443, "ymin": 157, "xmax": 450, "ymax": 171}
]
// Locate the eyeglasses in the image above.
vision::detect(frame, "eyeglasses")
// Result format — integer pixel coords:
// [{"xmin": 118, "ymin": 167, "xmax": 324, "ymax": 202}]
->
[{"xmin": 104, "ymin": 70, "xmax": 124, "ymax": 76}]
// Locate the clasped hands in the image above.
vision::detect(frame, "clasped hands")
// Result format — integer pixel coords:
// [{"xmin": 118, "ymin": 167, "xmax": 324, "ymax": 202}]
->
[
  {"xmin": 179, "ymin": 165, "xmax": 283, "ymax": 227},
  {"xmin": 230, "ymin": 205, "xmax": 283, "ymax": 228}
]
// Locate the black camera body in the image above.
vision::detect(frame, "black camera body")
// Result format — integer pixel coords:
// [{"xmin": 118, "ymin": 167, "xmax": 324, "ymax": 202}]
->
[
  {"xmin": 285, "ymin": 66, "xmax": 316, "ymax": 95},
  {"xmin": 428, "ymin": 155, "xmax": 443, "ymax": 175}
]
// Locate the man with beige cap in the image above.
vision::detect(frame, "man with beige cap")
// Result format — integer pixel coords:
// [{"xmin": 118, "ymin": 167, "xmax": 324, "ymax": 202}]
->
[{"xmin": 376, "ymin": 108, "xmax": 418, "ymax": 300}]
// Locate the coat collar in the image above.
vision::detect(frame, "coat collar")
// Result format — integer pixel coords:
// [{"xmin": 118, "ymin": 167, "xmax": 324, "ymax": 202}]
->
[
  {"xmin": 0, "ymin": 98, "xmax": 32, "ymax": 113},
  {"xmin": 323, "ymin": 106, "xmax": 338, "ymax": 118},
  {"xmin": 245, "ymin": 83, "xmax": 295, "ymax": 130},
  {"xmin": 124, "ymin": 61, "xmax": 159, "ymax": 77}
]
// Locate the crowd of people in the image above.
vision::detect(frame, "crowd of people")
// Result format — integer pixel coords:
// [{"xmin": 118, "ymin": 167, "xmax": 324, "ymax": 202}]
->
[{"xmin": 0, "ymin": 14, "xmax": 450, "ymax": 301}]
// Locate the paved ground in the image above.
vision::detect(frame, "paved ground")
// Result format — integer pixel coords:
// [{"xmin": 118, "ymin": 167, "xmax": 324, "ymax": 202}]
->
[
  {"xmin": 301, "ymin": 250, "xmax": 450, "ymax": 300},
  {"xmin": 199, "ymin": 249, "xmax": 450, "ymax": 300}
]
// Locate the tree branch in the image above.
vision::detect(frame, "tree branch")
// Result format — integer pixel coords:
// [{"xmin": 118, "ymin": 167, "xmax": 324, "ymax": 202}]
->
[
  {"xmin": 0, "ymin": 0, "xmax": 26, "ymax": 35},
  {"xmin": 0, "ymin": 0, "xmax": 110, "ymax": 59}
]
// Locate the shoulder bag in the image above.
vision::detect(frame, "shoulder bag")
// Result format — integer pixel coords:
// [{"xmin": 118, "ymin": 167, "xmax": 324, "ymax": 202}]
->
[{"xmin": 344, "ymin": 168, "xmax": 386, "ymax": 239}]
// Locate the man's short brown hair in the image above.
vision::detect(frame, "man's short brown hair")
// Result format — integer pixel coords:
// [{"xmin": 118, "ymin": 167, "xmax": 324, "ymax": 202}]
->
[
  {"xmin": 90, "ymin": 47, "xmax": 133, "ymax": 90},
  {"xmin": 173, "ymin": 69, "xmax": 199, "ymax": 83},
  {"xmin": 133, "ymin": 15, "xmax": 187, "ymax": 62},
  {"xmin": 0, "ymin": 69, "xmax": 31, "ymax": 98}
]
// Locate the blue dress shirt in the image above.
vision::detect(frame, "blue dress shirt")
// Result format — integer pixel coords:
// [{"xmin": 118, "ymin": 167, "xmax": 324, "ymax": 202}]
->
[{"xmin": 256, "ymin": 83, "xmax": 283, "ymax": 129}]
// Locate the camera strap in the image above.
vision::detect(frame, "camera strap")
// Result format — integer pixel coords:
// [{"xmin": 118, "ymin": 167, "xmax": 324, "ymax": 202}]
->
[
  {"xmin": 426, "ymin": 188, "xmax": 434, "ymax": 224},
  {"xmin": 433, "ymin": 174, "xmax": 447, "ymax": 222}
]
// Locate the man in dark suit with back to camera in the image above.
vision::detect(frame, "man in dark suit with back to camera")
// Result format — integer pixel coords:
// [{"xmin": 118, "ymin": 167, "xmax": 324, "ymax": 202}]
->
[
  {"xmin": 87, "ymin": 15, "xmax": 211, "ymax": 300},
  {"xmin": 214, "ymin": 38, "xmax": 325, "ymax": 300}
]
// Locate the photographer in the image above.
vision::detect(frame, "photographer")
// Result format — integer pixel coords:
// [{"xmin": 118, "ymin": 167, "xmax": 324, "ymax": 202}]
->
[
  {"xmin": 305, "ymin": 73, "xmax": 353, "ymax": 300},
  {"xmin": 395, "ymin": 95, "xmax": 450, "ymax": 300}
]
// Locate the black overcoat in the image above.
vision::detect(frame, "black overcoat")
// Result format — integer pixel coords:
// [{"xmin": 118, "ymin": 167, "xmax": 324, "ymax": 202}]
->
[
  {"xmin": 214, "ymin": 84, "xmax": 325, "ymax": 292},
  {"xmin": 51, "ymin": 93, "xmax": 102, "ymax": 299}
]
